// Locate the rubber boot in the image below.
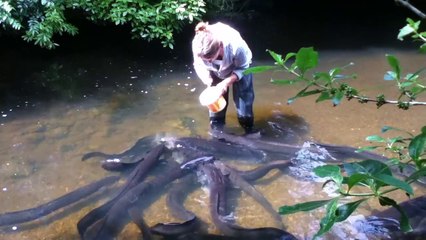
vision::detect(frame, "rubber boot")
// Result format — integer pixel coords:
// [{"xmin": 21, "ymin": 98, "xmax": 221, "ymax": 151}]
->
[
  {"xmin": 210, "ymin": 117, "xmax": 225, "ymax": 131},
  {"xmin": 238, "ymin": 116, "xmax": 255, "ymax": 134}
]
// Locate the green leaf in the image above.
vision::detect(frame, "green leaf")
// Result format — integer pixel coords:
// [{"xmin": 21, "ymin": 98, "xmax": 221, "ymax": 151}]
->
[
  {"xmin": 344, "ymin": 160, "xmax": 392, "ymax": 176},
  {"xmin": 408, "ymin": 131, "xmax": 426, "ymax": 161},
  {"xmin": 295, "ymin": 47, "xmax": 318, "ymax": 75},
  {"xmin": 366, "ymin": 135, "xmax": 386, "ymax": 143},
  {"xmin": 298, "ymin": 89, "xmax": 322, "ymax": 98},
  {"xmin": 384, "ymin": 71, "xmax": 397, "ymax": 81},
  {"xmin": 381, "ymin": 126, "xmax": 412, "ymax": 136},
  {"xmin": 411, "ymin": 85, "xmax": 426, "ymax": 95},
  {"xmin": 314, "ymin": 165, "xmax": 343, "ymax": 185},
  {"xmin": 400, "ymin": 81, "xmax": 414, "ymax": 88},
  {"xmin": 372, "ymin": 174, "xmax": 413, "ymax": 195},
  {"xmin": 284, "ymin": 52, "xmax": 296, "ymax": 62},
  {"xmin": 287, "ymin": 87, "xmax": 321, "ymax": 104},
  {"xmin": 381, "ymin": 125, "xmax": 394, "ymax": 133},
  {"xmin": 405, "ymin": 73, "xmax": 419, "ymax": 81},
  {"xmin": 386, "ymin": 55, "xmax": 401, "ymax": 80},
  {"xmin": 332, "ymin": 90, "xmax": 344, "ymax": 106},
  {"xmin": 313, "ymin": 72, "xmax": 331, "ymax": 82},
  {"xmin": 407, "ymin": 18, "xmax": 420, "ymax": 30},
  {"xmin": 314, "ymin": 198, "xmax": 339, "ymax": 238},
  {"xmin": 267, "ymin": 50, "xmax": 284, "ymax": 66},
  {"xmin": 346, "ymin": 173, "xmax": 370, "ymax": 191},
  {"xmin": 356, "ymin": 146, "xmax": 380, "ymax": 152},
  {"xmin": 378, "ymin": 196, "xmax": 413, "ymax": 232},
  {"xmin": 287, "ymin": 97, "xmax": 297, "ymax": 104},
  {"xmin": 398, "ymin": 25, "xmax": 415, "ymax": 40},
  {"xmin": 329, "ymin": 67, "xmax": 342, "ymax": 78},
  {"xmin": 244, "ymin": 65, "xmax": 278, "ymax": 75},
  {"xmin": 271, "ymin": 79, "xmax": 296, "ymax": 85},
  {"xmin": 316, "ymin": 91, "xmax": 332, "ymax": 102},
  {"xmin": 335, "ymin": 199, "xmax": 367, "ymax": 222},
  {"xmin": 279, "ymin": 199, "xmax": 334, "ymax": 215},
  {"xmin": 420, "ymin": 43, "xmax": 426, "ymax": 53}
]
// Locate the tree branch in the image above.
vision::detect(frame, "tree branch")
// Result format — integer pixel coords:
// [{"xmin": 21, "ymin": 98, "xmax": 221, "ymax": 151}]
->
[
  {"xmin": 352, "ymin": 95, "xmax": 426, "ymax": 107},
  {"xmin": 394, "ymin": 0, "xmax": 426, "ymax": 19}
]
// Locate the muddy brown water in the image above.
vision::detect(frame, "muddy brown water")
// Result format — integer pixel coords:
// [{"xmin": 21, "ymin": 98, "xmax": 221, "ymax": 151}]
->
[{"xmin": 0, "ymin": 48, "xmax": 425, "ymax": 240}]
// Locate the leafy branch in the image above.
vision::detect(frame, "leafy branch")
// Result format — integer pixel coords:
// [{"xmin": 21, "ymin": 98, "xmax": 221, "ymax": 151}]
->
[
  {"xmin": 245, "ymin": 19, "xmax": 426, "ymax": 110},
  {"xmin": 0, "ymin": 0, "xmax": 207, "ymax": 49},
  {"xmin": 245, "ymin": 49, "xmax": 426, "ymax": 109},
  {"xmin": 244, "ymin": 18, "xmax": 426, "ymax": 238},
  {"xmin": 278, "ymin": 125, "xmax": 425, "ymax": 239}
]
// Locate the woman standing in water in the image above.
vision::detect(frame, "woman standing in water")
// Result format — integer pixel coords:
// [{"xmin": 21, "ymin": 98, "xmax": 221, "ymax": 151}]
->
[{"xmin": 192, "ymin": 21, "xmax": 255, "ymax": 133}]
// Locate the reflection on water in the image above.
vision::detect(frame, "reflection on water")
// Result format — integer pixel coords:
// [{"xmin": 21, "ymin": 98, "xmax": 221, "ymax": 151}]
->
[{"xmin": 0, "ymin": 48, "xmax": 425, "ymax": 239}]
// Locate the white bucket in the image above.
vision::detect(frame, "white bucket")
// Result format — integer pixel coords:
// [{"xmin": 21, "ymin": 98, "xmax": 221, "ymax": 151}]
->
[{"xmin": 199, "ymin": 87, "xmax": 227, "ymax": 113}]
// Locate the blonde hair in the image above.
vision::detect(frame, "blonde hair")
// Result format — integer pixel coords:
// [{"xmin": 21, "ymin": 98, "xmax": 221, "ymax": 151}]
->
[{"xmin": 193, "ymin": 22, "xmax": 221, "ymax": 59}]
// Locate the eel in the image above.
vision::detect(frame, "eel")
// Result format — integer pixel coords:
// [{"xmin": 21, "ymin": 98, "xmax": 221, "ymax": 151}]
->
[
  {"xmin": 0, "ymin": 175, "xmax": 119, "ymax": 227},
  {"xmin": 150, "ymin": 216, "xmax": 201, "ymax": 237},
  {"xmin": 373, "ymin": 195, "xmax": 426, "ymax": 225},
  {"xmin": 210, "ymin": 130, "xmax": 389, "ymax": 162},
  {"xmin": 174, "ymin": 137, "xmax": 267, "ymax": 162},
  {"xmin": 128, "ymin": 206, "xmax": 153, "ymax": 240},
  {"xmin": 198, "ymin": 162, "xmax": 298, "ymax": 240},
  {"xmin": 81, "ymin": 134, "xmax": 161, "ymax": 166},
  {"xmin": 236, "ymin": 160, "xmax": 292, "ymax": 181},
  {"xmin": 214, "ymin": 161, "xmax": 285, "ymax": 229},
  {"xmin": 87, "ymin": 154, "xmax": 215, "ymax": 240},
  {"xmin": 77, "ymin": 144, "xmax": 165, "ymax": 238},
  {"xmin": 365, "ymin": 195, "xmax": 426, "ymax": 239},
  {"xmin": 150, "ymin": 175, "xmax": 206, "ymax": 237}
]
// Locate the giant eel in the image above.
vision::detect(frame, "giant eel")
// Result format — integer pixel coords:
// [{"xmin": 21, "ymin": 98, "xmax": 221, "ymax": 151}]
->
[
  {"xmin": 7, "ymin": 130, "xmax": 420, "ymax": 239},
  {"xmin": 0, "ymin": 175, "xmax": 119, "ymax": 227},
  {"xmin": 150, "ymin": 174, "xmax": 206, "ymax": 237},
  {"xmin": 210, "ymin": 131, "xmax": 426, "ymax": 185},
  {"xmin": 214, "ymin": 161, "xmax": 285, "ymax": 229},
  {"xmin": 235, "ymin": 160, "xmax": 292, "ymax": 181},
  {"xmin": 150, "ymin": 159, "xmax": 294, "ymax": 239},
  {"xmin": 174, "ymin": 137, "xmax": 267, "ymax": 162},
  {"xmin": 210, "ymin": 130, "xmax": 389, "ymax": 162},
  {"xmin": 81, "ymin": 134, "xmax": 161, "ymax": 171},
  {"xmin": 362, "ymin": 195, "xmax": 426, "ymax": 239},
  {"xmin": 128, "ymin": 206, "xmax": 154, "ymax": 240},
  {"xmin": 77, "ymin": 144, "xmax": 165, "ymax": 237},
  {"xmin": 198, "ymin": 162, "xmax": 298, "ymax": 240},
  {"xmin": 86, "ymin": 153, "xmax": 215, "ymax": 239}
]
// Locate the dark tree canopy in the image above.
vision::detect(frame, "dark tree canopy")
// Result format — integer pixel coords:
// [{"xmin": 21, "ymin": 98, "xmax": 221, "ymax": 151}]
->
[{"xmin": 0, "ymin": 0, "xmax": 206, "ymax": 49}]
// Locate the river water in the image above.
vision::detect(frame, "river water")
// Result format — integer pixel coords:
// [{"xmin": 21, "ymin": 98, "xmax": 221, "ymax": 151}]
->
[
  {"xmin": 0, "ymin": 45, "xmax": 425, "ymax": 239},
  {"xmin": 1, "ymin": 2, "xmax": 426, "ymax": 239}
]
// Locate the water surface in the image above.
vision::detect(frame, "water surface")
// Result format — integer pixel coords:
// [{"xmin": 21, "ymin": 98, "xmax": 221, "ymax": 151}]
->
[{"xmin": 0, "ymin": 45, "xmax": 425, "ymax": 239}]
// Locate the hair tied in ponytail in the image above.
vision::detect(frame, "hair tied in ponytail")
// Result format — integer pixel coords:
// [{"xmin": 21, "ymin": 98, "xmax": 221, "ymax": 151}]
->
[{"xmin": 195, "ymin": 22, "xmax": 209, "ymax": 34}]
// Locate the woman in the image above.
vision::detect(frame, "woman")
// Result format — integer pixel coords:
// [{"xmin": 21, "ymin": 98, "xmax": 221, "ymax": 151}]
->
[{"xmin": 192, "ymin": 21, "xmax": 255, "ymax": 133}]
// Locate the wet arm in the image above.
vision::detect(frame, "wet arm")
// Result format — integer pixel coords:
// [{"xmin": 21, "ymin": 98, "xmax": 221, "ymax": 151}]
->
[{"xmin": 216, "ymin": 47, "xmax": 251, "ymax": 93}]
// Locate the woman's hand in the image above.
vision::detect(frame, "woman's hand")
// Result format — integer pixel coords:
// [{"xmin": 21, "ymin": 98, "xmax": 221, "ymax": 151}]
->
[
  {"xmin": 217, "ymin": 73, "xmax": 238, "ymax": 94},
  {"xmin": 202, "ymin": 77, "xmax": 213, "ymax": 86}
]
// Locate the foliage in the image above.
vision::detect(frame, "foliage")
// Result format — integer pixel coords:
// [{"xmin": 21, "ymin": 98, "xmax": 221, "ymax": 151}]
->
[
  {"xmin": 0, "ymin": 0, "xmax": 206, "ymax": 49},
  {"xmin": 245, "ymin": 18, "xmax": 426, "ymax": 238},
  {"xmin": 244, "ymin": 48, "xmax": 425, "ymax": 109},
  {"xmin": 398, "ymin": 18, "xmax": 426, "ymax": 53}
]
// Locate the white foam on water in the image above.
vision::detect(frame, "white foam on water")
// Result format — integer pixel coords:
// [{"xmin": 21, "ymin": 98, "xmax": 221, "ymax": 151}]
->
[{"xmin": 289, "ymin": 141, "xmax": 329, "ymax": 182}]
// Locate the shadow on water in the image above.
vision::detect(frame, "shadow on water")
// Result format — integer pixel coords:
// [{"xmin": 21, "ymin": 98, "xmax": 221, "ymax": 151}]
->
[{"xmin": 0, "ymin": 1, "xmax": 426, "ymax": 239}]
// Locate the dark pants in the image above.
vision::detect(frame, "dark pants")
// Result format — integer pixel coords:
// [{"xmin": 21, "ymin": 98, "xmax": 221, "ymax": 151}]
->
[{"xmin": 209, "ymin": 72, "xmax": 255, "ymax": 132}]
